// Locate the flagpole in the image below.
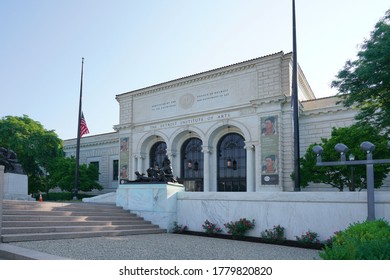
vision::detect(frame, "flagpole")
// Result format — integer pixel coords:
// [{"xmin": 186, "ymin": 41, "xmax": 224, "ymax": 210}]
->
[
  {"xmin": 74, "ymin": 57, "xmax": 84, "ymax": 200},
  {"xmin": 292, "ymin": 0, "xmax": 301, "ymax": 191}
]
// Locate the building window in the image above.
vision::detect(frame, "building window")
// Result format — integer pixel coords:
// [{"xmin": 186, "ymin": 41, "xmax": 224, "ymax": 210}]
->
[
  {"xmin": 180, "ymin": 138, "xmax": 203, "ymax": 191},
  {"xmin": 217, "ymin": 133, "xmax": 246, "ymax": 192},
  {"xmin": 113, "ymin": 159, "xmax": 118, "ymax": 181},
  {"xmin": 89, "ymin": 161, "xmax": 100, "ymax": 181},
  {"xmin": 149, "ymin": 141, "xmax": 167, "ymax": 169}
]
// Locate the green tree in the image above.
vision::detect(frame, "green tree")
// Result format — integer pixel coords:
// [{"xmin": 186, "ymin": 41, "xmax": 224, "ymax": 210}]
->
[
  {"xmin": 49, "ymin": 157, "xmax": 103, "ymax": 193},
  {"xmin": 0, "ymin": 115, "xmax": 63, "ymax": 194},
  {"xmin": 331, "ymin": 9, "xmax": 390, "ymax": 134},
  {"xmin": 298, "ymin": 124, "xmax": 390, "ymax": 191}
]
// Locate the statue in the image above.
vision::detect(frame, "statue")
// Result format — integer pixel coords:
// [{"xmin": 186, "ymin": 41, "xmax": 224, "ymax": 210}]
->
[
  {"xmin": 0, "ymin": 147, "xmax": 25, "ymax": 174},
  {"xmin": 121, "ymin": 156, "xmax": 177, "ymax": 184},
  {"xmin": 160, "ymin": 156, "xmax": 175, "ymax": 182}
]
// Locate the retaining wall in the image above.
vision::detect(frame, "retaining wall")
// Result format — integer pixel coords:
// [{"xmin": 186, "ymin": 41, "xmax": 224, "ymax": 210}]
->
[{"xmin": 176, "ymin": 191, "xmax": 390, "ymax": 240}]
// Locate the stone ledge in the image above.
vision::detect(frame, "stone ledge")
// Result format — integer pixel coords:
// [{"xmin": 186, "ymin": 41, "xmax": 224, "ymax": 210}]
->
[{"xmin": 0, "ymin": 243, "xmax": 69, "ymax": 260}]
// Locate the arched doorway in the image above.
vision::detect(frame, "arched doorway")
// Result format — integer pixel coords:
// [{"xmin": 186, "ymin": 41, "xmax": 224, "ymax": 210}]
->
[
  {"xmin": 149, "ymin": 141, "xmax": 167, "ymax": 169},
  {"xmin": 217, "ymin": 133, "xmax": 246, "ymax": 192},
  {"xmin": 180, "ymin": 138, "xmax": 203, "ymax": 191}
]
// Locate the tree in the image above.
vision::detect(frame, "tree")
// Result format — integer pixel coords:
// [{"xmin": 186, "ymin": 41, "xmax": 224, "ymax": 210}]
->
[
  {"xmin": 0, "ymin": 115, "xmax": 63, "ymax": 194},
  {"xmin": 331, "ymin": 9, "xmax": 390, "ymax": 135},
  {"xmin": 298, "ymin": 124, "xmax": 390, "ymax": 191},
  {"xmin": 49, "ymin": 157, "xmax": 103, "ymax": 193}
]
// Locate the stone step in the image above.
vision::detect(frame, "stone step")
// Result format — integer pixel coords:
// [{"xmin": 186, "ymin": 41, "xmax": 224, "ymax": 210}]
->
[
  {"xmin": 2, "ymin": 201, "xmax": 122, "ymax": 211},
  {"xmin": 2, "ymin": 228, "xmax": 166, "ymax": 242},
  {"xmin": 1, "ymin": 200, "xmax": 165, "ymax": 242},
  {"xmin": 3, "ymin": 215, "xmax": 138, "ymax": 222},
  {"xmin": 2, "ymin": 224, "xmax": 160, "ymax": 234},
  {"xmin": 2, "ymin": 220, "xmax": 147, "ymax": 228},
  {"xmin": 3, "ymin": 210, "xmax": 136, "ymax": 216}
]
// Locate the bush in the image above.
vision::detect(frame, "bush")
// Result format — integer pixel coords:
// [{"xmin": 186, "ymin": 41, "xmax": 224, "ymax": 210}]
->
[
  {"xmin": 171, "ymin": 221, "xmax": 188, "ymax": 234},
  {"xmin": 224, "ymin": 218, "xmax": 255, "ymax": 238},
  {"xmin": 202, "ymin": 220, "xmax": 222, "ymax": 235},
  {"xmin": 296, "ymin": 230, "xmax": 320, "ymax": 245},
  {"xmin": 320, "ymin": 219, "xmax": 390, "ymax": 260},
  {"xmin": 260, "ymin": 225, "xmax": 286, "ymax": 243}
]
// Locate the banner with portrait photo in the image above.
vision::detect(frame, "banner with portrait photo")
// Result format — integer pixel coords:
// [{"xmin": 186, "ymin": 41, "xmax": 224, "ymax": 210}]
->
[
  {"xmin": 260, "ymin": 116, "xmax": 279, "ymax": 185},
  {"xmin": 120, "ymin": 137, "xmax": 129, "ymax": 179}
]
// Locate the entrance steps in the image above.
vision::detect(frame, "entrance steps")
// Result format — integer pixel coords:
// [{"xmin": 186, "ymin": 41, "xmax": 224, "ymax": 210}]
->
[{"xmin": 1, "ymin": 200, "xmax": 165, "ymax": 242}]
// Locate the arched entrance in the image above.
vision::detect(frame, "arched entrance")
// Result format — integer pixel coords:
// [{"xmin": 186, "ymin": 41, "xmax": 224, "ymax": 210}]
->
[
  {"xmin": 149, "ymin": 141, "xmax": 167, "ymax": 169},
  {"xmin": 180, "ymin": 138, "xmax": 203, "ymax": 191},
  {"xmin": 217, "ymin": 133, "xmax": 246, "ymax": 192}
]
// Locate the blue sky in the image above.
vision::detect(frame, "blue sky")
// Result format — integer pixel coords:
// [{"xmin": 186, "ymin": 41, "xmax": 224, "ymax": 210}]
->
[{"xmin": 1, "ymin": 0, "xmax": 389, "ymax": 140}]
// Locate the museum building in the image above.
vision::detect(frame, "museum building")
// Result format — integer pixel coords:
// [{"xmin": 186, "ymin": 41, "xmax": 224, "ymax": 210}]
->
[{"xmin": 63, "ymin": 51, "xmax": 357, "ymax": 193}]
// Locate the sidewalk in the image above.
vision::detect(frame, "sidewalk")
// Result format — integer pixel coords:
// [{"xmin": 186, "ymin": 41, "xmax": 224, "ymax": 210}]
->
[{"xmin": 0, "ymin": 233, "xmax": 321, "ymax": 260}]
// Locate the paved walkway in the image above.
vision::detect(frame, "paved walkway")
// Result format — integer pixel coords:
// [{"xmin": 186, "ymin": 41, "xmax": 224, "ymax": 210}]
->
[{"xmin": 1, "ymin": 233, "xmax": 321, "ymax": 260}]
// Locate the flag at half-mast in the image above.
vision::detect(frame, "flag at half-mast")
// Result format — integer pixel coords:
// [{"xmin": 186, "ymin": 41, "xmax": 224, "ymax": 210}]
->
[{"xmin": 80, "ymin": 112, "xmax": 89, "ymax": 137}]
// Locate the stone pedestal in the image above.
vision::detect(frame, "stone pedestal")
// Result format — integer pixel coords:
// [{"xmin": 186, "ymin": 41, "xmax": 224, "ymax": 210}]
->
[
  {"xmin": 116, "ymin": 182, "xmax": 184, "ymax": 231},
  {"xmin": 3, "ymin": 173, "xmax": 32, "ymax": 200}
]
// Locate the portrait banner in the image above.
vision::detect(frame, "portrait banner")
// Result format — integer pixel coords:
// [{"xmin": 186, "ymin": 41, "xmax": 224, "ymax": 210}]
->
[
  {"xmin": 260, "ymin": 116, "xmax": 279, "ymax": 185},
  {"xmin": 120, "ymin": 137, "xmax": 129, "ymax": 179}
]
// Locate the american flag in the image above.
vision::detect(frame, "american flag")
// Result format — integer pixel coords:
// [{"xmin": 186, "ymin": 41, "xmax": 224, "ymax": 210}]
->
[{"xmin": 80, "ymin": 112, "xmax": 90, "ymax": 137}]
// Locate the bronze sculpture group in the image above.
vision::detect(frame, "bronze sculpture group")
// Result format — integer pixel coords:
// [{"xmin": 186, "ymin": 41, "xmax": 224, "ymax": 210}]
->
[{"xmin": 120, "ymin": 156, "xmax": 177, "ymax": 184}]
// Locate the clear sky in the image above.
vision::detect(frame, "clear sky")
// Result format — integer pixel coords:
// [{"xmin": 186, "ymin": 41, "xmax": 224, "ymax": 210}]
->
[{"xmin": 1, "ymin": 0, "xmax": 389, "ymax": 140}]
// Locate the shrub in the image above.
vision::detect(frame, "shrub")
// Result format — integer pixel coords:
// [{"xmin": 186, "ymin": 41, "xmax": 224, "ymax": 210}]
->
[
  {"xmin": 202, "ymin": 220, "xmax": 222, "ymax": 235},
  {"xmin": 171, "ymin": 221, "xmax": 188, "ymax": 234},
  {"xmin": 320, "ymin": 219, "xmax": 390, "ymax": 260},
  {"xmin": 224, "ymin": 218, "xmax": 255, "ymax": 238},
  {"xmin": 261, "ymin": 225, "xmax": 286, "ymax": 243},
  {"xmin": 296, "ymin": 230, "xmax": 320, "ymax": 245}
]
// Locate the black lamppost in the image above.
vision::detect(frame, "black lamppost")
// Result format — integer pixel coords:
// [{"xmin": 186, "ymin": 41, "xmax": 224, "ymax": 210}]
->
[
  {"xmin": 313, "ymin": 141, "xmax": 390, "ymax": 221},
  {"xmin": 349, "ymin": 153, "xmax": 355, "ymax": 191}
]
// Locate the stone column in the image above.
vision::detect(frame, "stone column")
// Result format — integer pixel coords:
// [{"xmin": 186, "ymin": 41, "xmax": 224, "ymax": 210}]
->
[
  {"xmin": 202, "ymin": 146, "xmax": 211, "ymax": 192},
  {"xmin": 245, "ymin": 144, "xmax": 255, "ymax": 192},
  {"xmin": 0, "ymin": 165, "xmax": 4, "ymax": 242},
  {"xmin": 137, "ymin": 155, "xmax": 144, "ymax": 175},
  {"xmin": 132, "ymin": 155, "xmax": 137, "ymax": 180}
]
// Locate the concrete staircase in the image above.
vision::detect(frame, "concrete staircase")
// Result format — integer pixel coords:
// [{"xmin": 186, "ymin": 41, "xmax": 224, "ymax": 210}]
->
[{"xmin": 1, "ymin": 200, "xmax": 165, "ymax": 242}]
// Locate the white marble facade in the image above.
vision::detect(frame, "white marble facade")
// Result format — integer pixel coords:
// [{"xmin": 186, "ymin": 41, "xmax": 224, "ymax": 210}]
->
[
  {"xmin": 116, "ymin": 183, "xmax": 184, "ymax": 229},
  {"xmin": 64, "ymin": 51, "xmax": 364, "ymax": 193}
]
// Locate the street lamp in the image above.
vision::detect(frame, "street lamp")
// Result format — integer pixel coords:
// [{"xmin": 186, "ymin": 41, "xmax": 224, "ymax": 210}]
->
[
  {"xmin": 335, "ymin": 143, "xmax": 349, "ymax": 161},
  {"xmin": 312, "ymin": 141, "xmax": 390, "ymax": 221},
  {"xmin": 349, "ymin": 154, "xmax": 355, "ymax": 191}
]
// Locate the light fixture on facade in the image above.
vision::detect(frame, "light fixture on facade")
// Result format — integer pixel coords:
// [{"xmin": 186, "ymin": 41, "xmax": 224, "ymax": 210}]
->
[
  {"xmin": 187, "ymin": 160, "xmax": 193, "ymax": 169},
  {"xmin": 227, "ymin": 158, "xmax": 232, "ymax": 168}
]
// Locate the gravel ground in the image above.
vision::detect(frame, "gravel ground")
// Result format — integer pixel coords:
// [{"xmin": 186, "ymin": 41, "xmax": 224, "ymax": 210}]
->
[{"xmin": 11, "ymin": 233, "xmax": 321, "ymax": 260}]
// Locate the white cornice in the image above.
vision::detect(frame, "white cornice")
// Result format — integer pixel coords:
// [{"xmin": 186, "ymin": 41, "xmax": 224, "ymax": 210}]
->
[
  {"xmin": 113, "ymin": 123, "xmax": 133, "ymax": 131},
  {"xmin": 63, "ymin": 137, "xmax": 118, "ymax": 150},
  {"xmin": 250, "ymin": 95, "xmax": 287, "ymax": 107},
  {"xmin": 302, "ymin": 106, "xmax": 351, "ymax": 116}
]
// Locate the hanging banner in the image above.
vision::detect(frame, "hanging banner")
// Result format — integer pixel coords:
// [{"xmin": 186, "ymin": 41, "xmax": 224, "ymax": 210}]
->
[
  {"xmin": 260, "ymin": 116, "xmax": 279, "ymax": 185},
  {"xmin": 120, "ymin": 137, "xmax": 129, "ymax": 179}
]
